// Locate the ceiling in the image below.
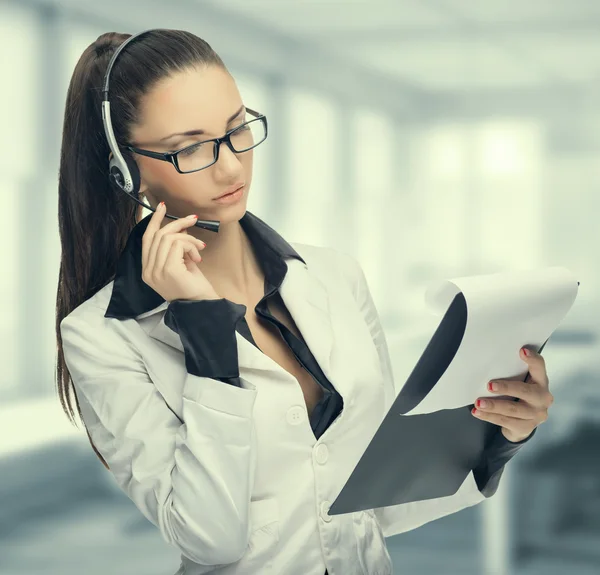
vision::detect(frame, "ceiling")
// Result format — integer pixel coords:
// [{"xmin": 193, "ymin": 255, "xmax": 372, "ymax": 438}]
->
[{"xmin": 205, "ymin": 0, "xmax": 600, "ymax": 92}]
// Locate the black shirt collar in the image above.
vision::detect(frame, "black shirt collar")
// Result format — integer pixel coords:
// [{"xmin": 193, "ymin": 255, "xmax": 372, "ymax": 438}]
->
[{"xmin": 104, "ymin": 210, "xmax": 305, "ymax": 320}]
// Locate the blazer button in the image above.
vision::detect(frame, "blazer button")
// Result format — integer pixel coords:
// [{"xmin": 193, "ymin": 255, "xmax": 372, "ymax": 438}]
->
[
  {"xmin": 286, "ymin": 405, "xmax": 305, "ymax": 425},
  {"xmin": 314, "ymin": 443, "xmax": 329, "ymax": 464},
  {"xmin": 320, "ymin": 500, "xmax": 332, "ymax": 523}
]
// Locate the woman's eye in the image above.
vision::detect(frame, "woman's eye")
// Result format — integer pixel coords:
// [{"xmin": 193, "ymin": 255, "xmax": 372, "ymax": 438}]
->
[
  {"xmin": 178, "ymin": 143, "xmax": 204, "ymax": 157},
  {"xmin": 231, "ymin": 121, "xmax": 250, "ymax": 132}
]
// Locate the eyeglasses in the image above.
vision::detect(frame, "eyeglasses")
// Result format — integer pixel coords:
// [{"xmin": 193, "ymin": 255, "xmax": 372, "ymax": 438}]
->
[{"xmin": 124, "ymin": 107, "xmax": 268, "ymax": 174}]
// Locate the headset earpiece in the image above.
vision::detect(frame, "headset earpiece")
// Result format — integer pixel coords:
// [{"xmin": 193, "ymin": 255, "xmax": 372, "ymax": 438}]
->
[{"xmin": 108, "ymin": 150, "xmax": 141, "ymax": 195}]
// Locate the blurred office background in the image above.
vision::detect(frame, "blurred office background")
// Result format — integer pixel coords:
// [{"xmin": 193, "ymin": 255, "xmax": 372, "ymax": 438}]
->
[{"xmin": 1, "ymin": 0, "xmax": 599, "ymax": 573}]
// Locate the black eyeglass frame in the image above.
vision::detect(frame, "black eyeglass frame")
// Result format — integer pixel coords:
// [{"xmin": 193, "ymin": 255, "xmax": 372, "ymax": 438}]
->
[{"xmin": 124, "ymin": 107, "xmax": 267, "ymax": 174}]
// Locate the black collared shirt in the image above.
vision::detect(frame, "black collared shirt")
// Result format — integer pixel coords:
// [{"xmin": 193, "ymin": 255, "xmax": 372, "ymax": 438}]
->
[
  {"xmin": 105, "ymin": 210, "xmax": 343, "ymax": 441},
  {"xmin": 104, "ymin": 210, "xmax": 533, "ymax": 516}
]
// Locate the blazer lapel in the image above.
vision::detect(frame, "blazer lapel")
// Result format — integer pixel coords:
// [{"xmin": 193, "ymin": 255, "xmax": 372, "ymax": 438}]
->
[
  {"xmin": 277, "ymin": 257, "xmax": 334, "ymax": 378},
  {"xmin": 144, "ymin": 303, "xmax": 183, "ymax": 352}
]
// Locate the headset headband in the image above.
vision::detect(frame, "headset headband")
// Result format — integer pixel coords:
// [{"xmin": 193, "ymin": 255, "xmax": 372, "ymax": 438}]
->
[{"xmin": 101, "ymin": 29, "xmax": 155, "ymax": 194}]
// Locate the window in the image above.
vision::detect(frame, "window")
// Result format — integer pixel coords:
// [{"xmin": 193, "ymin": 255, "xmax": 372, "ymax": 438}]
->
[
  {"xmin": 0, "ymin": 5, "xmax": 41, "ymax": 177},
  {"xmin": 413, "ymin": 120, "xmax": 542, "ymax": 274},
  {"xmin": 0, "ymin": 5, "xmax": 41, "ymax": 399},
  {"xmin": 352, "ymin": 108, "xmax": 394, "ymax": 305},
  {"xmin": 284, "ymin": 87, "xmax": 338, "ymax": 247},
  {"xmin": 230, "ymin": 70, "xmax": 272, "ymax": 217},
  {"xmin": 475, "ymin": 120, "xmax": 543, "ymax": 272}
]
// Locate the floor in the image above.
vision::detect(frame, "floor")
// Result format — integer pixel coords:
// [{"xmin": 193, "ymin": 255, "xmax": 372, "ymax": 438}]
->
[{"xmin": 1, "ymin": 466, "xmax": 599, "ymax": 575}]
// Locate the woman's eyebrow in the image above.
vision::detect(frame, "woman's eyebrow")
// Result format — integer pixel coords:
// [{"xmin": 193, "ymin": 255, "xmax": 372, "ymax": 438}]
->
[{"xmin": 159, "ymin": 104, "xmax": 245, "ymax": 142}]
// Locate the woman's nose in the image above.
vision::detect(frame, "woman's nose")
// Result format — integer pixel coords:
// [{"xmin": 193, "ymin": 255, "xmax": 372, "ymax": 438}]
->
[{"xmin": 216, "ymin": 141, "xmax": 243, "ymax": 172}]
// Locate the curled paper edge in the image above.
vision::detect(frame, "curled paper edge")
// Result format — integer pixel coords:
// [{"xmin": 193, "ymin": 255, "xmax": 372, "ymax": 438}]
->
[
  {"xmin": 424, "ymin": 266, "xmax": 578, "ymax": 316},
  {"xmin": 424, "ymin": 279, "xmax": 461, "ymax": 315}
]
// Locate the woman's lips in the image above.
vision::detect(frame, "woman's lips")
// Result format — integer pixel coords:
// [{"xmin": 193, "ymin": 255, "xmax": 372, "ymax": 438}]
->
[
  {"xmin": 213, "ymin": 185, "xmax": 245, "ymax": 204},
  {"xmin": 214, "ymin": 182, "xmax": 245, "ymax": 199}
]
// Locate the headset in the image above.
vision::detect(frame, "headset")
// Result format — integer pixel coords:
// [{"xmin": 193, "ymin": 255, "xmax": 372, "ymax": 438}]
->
[{"xmin": 101, "ymin": 28, "xmax": 220, "ymax": 233}]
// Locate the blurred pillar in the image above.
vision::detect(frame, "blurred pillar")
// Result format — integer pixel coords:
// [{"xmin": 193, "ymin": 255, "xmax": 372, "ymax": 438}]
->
[
  {"xmin": 464, "ymin": 126, "xmax": 482, "ymax": 274},
  {"xmin": 19, "ymin": 2, "xmax": 64, "ymax": 399},
  {"xmin": 264, "ymin": 73, "xmax": 291, "ymax": 223},
  {"xmin": 482, "ymin": 466, "xmax": 513, "ymax": 575},
  {"xmin": 328, "ymin": 99, "xmax": 356, "ymax": 251},
  {"xmin": 380, "ymin": 119, "xmax": 414, "ymax": 316},
  {"xmin": 352, "ymin": 110, "xmax": 393, "ymax": 307}
]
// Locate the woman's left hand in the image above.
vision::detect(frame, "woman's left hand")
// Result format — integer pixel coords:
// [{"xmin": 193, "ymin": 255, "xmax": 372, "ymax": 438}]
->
[{"xmin": 472, "ymin": 346, "xmax": 554, "ymax": 443}]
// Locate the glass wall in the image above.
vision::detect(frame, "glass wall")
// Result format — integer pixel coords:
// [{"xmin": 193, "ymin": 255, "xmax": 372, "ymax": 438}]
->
[
  {"xmin": 3, "ymin": 2, "xmax": 599, "ymax": 574},
  {"xmin": 230, "ymin": 69, "xmax": 273, "ymax": 218},
  {"xmin": 0, "ymin": 5, "xmax": 42, "ymax": 400},
  {"xmin": 352, "ymin": 107, "xmax": 395, "ymax": 306},
  {"xmin": 283, "ymin": 86, "xmax": 340, "ymax": 248}
]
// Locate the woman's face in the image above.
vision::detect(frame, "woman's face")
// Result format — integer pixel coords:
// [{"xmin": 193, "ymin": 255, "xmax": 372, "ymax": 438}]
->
[{"xmin": 129, "ymin": 65, "xmax": 253, "ymax": 223}]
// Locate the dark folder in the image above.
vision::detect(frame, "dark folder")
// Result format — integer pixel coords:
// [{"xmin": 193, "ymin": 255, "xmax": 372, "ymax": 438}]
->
[{"xmin": 329, "ymin": 280, "xmax": 579, "ymax": 516}]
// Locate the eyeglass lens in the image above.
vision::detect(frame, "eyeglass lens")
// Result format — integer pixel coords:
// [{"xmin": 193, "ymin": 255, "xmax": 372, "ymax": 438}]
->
[{"xmin": 177, "ymin": 118, "xmax": 266, "ymax": 172}]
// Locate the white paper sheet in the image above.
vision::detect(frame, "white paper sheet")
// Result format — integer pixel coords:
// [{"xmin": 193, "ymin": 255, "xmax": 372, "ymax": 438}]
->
[{"xmin": 407, "ymin": 266, "xmax": 579, "ymax": 415}]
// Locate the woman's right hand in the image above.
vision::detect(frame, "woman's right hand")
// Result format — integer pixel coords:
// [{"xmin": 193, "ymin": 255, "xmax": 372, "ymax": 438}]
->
[{"xmin": 141, "ymin": 201, "xmax": 220, "ymax": 302}]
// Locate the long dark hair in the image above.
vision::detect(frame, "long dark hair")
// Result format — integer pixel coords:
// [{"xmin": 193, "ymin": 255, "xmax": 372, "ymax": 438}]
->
[{"xmin": 55, "ymin": 30, "xmax": 226, "ymax": 466}]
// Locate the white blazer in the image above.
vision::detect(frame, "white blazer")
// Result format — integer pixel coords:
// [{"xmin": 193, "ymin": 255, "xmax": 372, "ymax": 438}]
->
[{"xmin": 60, "ymin": 242, "xmax": 487, "ymax": 575}]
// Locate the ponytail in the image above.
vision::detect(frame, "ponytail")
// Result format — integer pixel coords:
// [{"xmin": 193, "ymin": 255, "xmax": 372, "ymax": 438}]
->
[{"xmin": 55, "ymin": 33, "xmax": 136, "ymax": 468}]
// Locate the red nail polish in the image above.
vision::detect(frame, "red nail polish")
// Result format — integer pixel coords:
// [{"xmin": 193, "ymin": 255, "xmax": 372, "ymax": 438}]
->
[
  {"xmin": 522, "ymin": 347, "xmax": 530, "ymax": 357},
  {"xmin": 472, "ymin": 408, "xmax": 478, "ymax": 415},
  {"xmin": 476, "ymin": 399, "xmax": 481, "ymax": 408}
]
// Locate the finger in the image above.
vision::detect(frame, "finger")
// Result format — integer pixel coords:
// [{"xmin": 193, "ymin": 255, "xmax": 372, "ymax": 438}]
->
[
  {"xmin": 155, "ymin": 234, "xmax": 203, "ymax": 275},
  {"xmin": 154, "ymin": 232, "xmax": 205, "ymax": 271},
  {"xmin": 147, "ymin": 214, "xmax": 198, "ymax": 275},
  {"xmin": 520, "ymin": 347, "xmax": 549, "ymax": 387},
  {"xmin": 142, "ymin": 201, "xmax": 166, "ymax": 272},
  {"xmin": 475, "ymin": 397, "xmax": 534, "ymax": 419},
  {"xmin": 163, "ymin": 237, "xmax": 201, "ymax": 277},
  {"xmin": 177, "ymin": 233, "xmax": 206, "ymax": 257},
  {"xmin": 471, "ymin": 408, "xmax": 535, "ymax": 434},
  {"xmin": 488, "ymin": 379, "xmax": 549, "ymax": 407},
  {"xmin": 184, "ymin": 248, "xmax": 203, "ymax": 273},
  {"xmin": 158, "ymin": 210, "xmax": 201, "ymax": 235}
]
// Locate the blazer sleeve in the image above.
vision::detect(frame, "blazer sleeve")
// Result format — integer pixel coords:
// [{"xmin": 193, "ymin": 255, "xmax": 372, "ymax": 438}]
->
[
  {"xmin": 472, "ymin": 425, "xmax": 535, "ymax": 497},
  {"xmin": 60, "ymin": 303, "xmax": 258, "ymax": 565},
  {"xmin": 164, "ymin": 298, "xmax": 247, "ymax": 386},
  {"xmin": 335, "ymin": 250, "xmax": 531, "ymax": 538}
]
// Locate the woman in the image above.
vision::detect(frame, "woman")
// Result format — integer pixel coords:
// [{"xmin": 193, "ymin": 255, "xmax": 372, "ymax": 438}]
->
[{"xmin": 56, "ymin": 29, "xmax": 554, "ymax": 575}]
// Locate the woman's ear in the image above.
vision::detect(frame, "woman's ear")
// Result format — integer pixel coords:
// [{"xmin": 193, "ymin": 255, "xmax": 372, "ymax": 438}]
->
[
  {"xmin": 135, "ymin": 183, "xmax": 156, "ymax": 223},
  {"xmin": 139, "ymin": 183, "xmax": 155, "ymax": 206}
]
